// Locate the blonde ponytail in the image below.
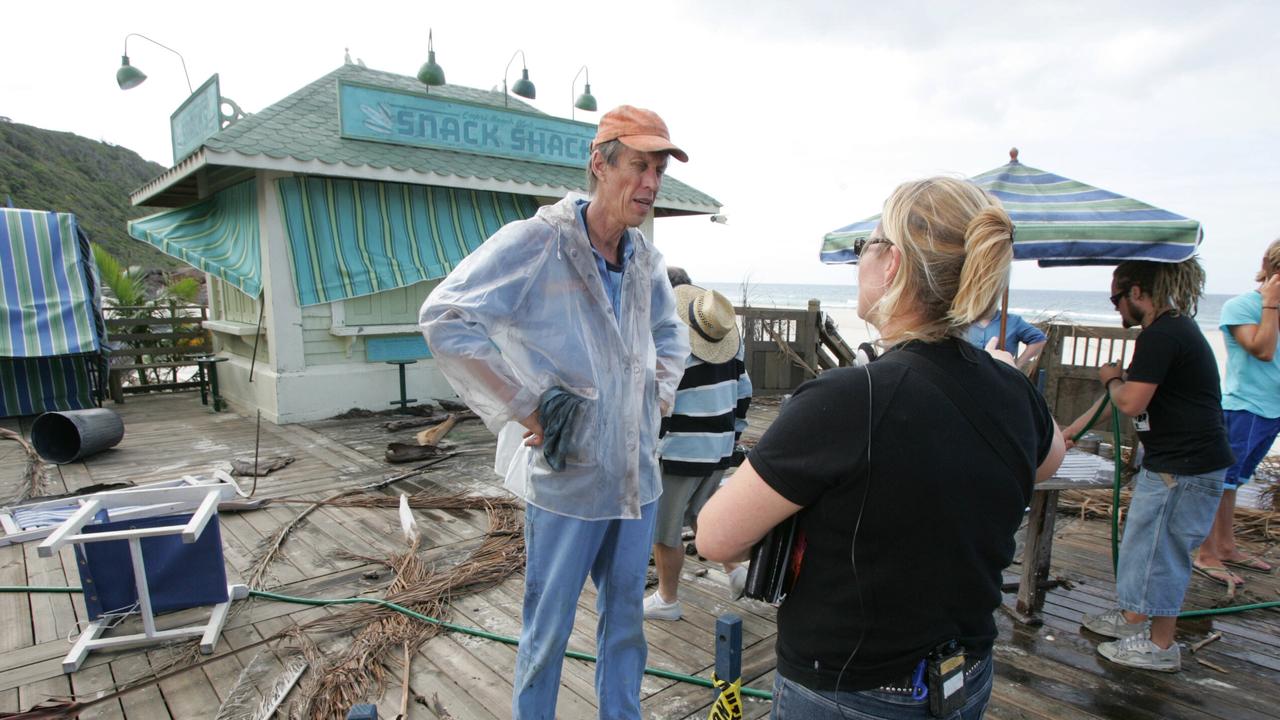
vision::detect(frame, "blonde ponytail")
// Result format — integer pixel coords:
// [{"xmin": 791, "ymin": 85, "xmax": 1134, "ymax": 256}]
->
[
  {"xmin": 949, "ymin": 208, "xmax": 1014, "ymax": 326},
  {"xmin": 871, "ymin": 176, "xmax": 1015, "ymax": 346}
]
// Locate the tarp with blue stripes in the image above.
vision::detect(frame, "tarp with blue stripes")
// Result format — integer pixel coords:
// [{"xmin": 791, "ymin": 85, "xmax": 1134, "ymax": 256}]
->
[
  {"xmin": 128, "ymin": 180, "xmax": 261, "ymax": 296},
  {"xmin": 0, "ymin": 208, "xmax": 106, "ymax": 416},
  {"xmin": 277, "ymin": 177, "xmax": 540, "ymax": 306},
  {"xmin": 820, "ymin": 160, "xmax": 1203, "ymax": 267}
]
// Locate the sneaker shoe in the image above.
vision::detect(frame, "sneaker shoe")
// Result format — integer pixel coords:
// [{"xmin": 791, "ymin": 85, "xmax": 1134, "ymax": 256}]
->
[
  {"xmin": 643, "ymin": 591, "xmax": 682, "ymax": 621},
  {"xmin": 1082, "ymin": 608, "xmax": 1150, "ymax": 639},
  {"xmin": 1097, "ymin": 634, "xmax": 1181, "ymax": 672},
  {"xmin": 727, "ymin": 565, "xmax": 748, "ymax": 600}
]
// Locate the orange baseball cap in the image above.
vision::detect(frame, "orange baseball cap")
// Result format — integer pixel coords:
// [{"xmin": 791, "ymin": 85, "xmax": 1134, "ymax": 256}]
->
[{"xmin": 591, "ymin": 105, "xmax": 688, "ymax": 162}]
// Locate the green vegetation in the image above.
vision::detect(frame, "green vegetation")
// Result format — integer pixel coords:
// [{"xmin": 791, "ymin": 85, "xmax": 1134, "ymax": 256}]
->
[{"xmin": 0, "ymin": 119, "xmax": 176, "ymax": 269}]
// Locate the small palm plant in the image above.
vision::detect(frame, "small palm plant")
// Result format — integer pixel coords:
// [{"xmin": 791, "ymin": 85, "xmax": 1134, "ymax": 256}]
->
[{"xmin": 93, "ymin": 244, "xmax": 206, "ymax": 390}]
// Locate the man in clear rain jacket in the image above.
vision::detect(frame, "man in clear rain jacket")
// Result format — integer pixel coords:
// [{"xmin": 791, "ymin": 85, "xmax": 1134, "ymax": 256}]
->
[{"xmin": 420, "ymin": 105, "xmax": 690, "ymax": 719}]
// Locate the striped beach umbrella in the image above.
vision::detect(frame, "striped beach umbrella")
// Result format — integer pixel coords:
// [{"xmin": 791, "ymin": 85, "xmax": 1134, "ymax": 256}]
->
[{"xmin": 820, "ymin": 149, "xmax": 1203, "ymax": 267}]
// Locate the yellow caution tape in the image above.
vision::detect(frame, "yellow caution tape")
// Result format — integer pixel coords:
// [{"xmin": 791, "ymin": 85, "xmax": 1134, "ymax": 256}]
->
[{"xmin": 708, "ymin": 672, "xmax": 744, "ymax": 720}]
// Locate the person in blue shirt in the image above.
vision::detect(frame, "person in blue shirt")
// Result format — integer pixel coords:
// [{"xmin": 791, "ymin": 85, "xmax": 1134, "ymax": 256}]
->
[
  {"xmin": 420, "ymin": 105, "xmax": 691, "ymax": 719},
  {"xmin": 1194, "ymin": 240, "xmax": 1280, "ymax": 584},
  {"xmin": 966, "ymin": 310, "xmax": 1047, "ymax": 370}
]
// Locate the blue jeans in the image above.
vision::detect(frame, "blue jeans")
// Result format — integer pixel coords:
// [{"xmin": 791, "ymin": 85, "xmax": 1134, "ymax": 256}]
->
[
  {"xmin": 1117, "ymin": 467, "xmax": 1225, "ymax": 616},
  {"xmin": 513, "ymin": 501, "xmax": 656, "ymax": 719},
  {"xmin": 770, "ymin": 656, "xmax": 993, "ymax": 719}
]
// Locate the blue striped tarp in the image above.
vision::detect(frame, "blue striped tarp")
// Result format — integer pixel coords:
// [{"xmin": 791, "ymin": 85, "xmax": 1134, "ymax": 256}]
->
[
  {"xmin": 128, "ymin": 180, "xmax": 261, "ymax": 296},
  {"xmin": 0, "ymin": 355, "xmax": 98, "ymax": 416},
  {"xmin": 277, "ymin": 177, "xmax": 540, "ymax": 306},
  {"xmin": 1, "ymin": 209, "xmax": 102, "ymax": 357},
  {"xmin": 820, "ymin": 159, "xmax": 1203, "ymax": 267}
]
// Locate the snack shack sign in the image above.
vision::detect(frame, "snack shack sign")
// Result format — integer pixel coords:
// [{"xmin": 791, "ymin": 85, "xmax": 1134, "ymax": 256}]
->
[{"xmin": 338, "ymin": 81, "xmax": 595, "ymax": 168}]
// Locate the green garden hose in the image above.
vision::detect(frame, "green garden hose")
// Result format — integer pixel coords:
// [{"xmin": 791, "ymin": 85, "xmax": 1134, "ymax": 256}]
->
[{"xmin": 0, "ymin": 584, "xmax": 773, "ymax": 700}]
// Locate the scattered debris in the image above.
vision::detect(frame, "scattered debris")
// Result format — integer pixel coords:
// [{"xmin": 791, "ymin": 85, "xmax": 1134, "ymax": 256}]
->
[
  {"xmin": 385, "ymin": 442, "xmax": 446, "ymax": 464},
  {"xmin": 213, "ymin": 650, "xmax": 307, "ymax": 720},
  {"xmin": 231, "ymin": 455, "xmax": 295, "ymax": 476},
  {"xmin": 0, "ymin": 427, "xmax": 49, "ymax": 505},
  {"xmin": 435, "ymin": 398, "xmax": 469, "ymax": 412},
  {"xmin": 416, "ymin": 414, "xmax": 458, "ymax": 447},
  {"xmin": 1190, "ymin": 631, "xmax": 1223, "ymax": 654},
  {"xmin": 382, "ymin": 414, "xmax": 449, "ymax": 432},
  {"xmin": 1195, "ymin": 657, "xmax": 1228, "ymax": 673}
]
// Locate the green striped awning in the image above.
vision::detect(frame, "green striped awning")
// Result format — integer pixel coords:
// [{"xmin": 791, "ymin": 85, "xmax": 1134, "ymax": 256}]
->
[
  {"xmin": 1, "ymin": 209, "xmax": 102, "ymax": 357},
  {"xmin": 821, "ymin": 156, "xmax": 1203, "ymax": 267},
  {"xmin": 128, "ymin": 180, "xmax": 261, "ymax": 295},
  {"xmin": 277, "ymin": 177, "xmax": 540, "ymax": 306}
]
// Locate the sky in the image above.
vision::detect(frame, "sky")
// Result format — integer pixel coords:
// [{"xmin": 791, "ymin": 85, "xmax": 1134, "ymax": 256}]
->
[{"xmin": 3, "ymin": 1, "xmax": 1277, "ymax": 295}]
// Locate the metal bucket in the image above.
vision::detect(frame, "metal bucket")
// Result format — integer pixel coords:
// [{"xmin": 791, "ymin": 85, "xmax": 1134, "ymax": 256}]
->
[{"xmin": 31, "ymin": 409, "xmax": 125, "ymax": 464}]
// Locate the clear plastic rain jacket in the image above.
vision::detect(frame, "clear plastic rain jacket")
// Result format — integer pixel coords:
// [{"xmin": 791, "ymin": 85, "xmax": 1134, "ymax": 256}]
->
[{"xmin": 419, "ymin": 194, "xmax": 689, "ymax": 520}]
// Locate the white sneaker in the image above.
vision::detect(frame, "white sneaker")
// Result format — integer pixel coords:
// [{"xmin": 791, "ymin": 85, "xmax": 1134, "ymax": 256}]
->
[
  {"xmin": 727, "ymin": 566, "xmax": 748, "ymax": 600},
  {"xmin": 643, "ymin": 591, "xmax": 682, "ymax": 621},
  {"xmin": 1097, "ymin": 634, "xmax": 1181, "ymax": 672},
  {"xmin": 1082, "ymin": 608, "xmax": 1149, "ymax": 640}
]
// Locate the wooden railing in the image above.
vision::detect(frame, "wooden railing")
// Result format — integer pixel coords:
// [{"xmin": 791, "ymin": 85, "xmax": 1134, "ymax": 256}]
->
[
  {"xmin": 737, "ymin": 300, "xmax": 855, "ymax": 395},
  {"xmin": 1036, "ymin": 322, "xmax": 1141, "ymax": 449},
  {"xmin": 104, "ymin": 304, "xmax": 212, "ymax": 402}
]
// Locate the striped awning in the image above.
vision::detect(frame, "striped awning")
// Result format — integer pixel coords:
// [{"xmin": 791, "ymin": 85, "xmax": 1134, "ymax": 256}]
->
[
  {"xmin": 277, "ymin": 177, "xmax": 540, "ymax": 306},
  {"xmin": 820, "ymin": 157, "xmax": 1203, "ymax": 267},
  {"xmin": 1, "ymin": 209, "xmax": 102, "ymax": 357},
  {"xmin": 128, "ymin": 180, "xmax": 261, "ymax": 296}
]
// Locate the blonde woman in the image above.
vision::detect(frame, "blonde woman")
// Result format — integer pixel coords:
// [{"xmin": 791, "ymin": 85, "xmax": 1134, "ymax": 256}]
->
[{"xmin": 698, "ymin": 178, "xmax": 1065, "ymax": 719}]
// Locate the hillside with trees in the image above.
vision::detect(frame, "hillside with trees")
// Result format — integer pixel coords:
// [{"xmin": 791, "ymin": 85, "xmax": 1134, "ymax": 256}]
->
[{"xmin": 0, "ymin": 118, "xmax": 176, "ymax": 268}]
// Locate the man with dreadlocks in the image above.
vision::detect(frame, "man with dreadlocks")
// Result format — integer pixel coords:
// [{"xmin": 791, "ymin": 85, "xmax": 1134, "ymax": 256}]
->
[{"xmin": 1064, "ymin": 258, "xmax": 1234, "ymax": 673}]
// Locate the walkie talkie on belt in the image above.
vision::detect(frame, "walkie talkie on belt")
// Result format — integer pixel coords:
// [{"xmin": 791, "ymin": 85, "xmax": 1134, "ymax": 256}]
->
[{"xmin": 926, "ymin": 640, "xmax": 967, "ymax": 717}]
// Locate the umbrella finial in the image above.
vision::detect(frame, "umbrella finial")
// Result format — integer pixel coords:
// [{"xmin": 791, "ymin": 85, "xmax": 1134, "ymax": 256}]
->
[{"xmin": 1009, "ymin": 147, "xmax": 1019, "ymax": 164}]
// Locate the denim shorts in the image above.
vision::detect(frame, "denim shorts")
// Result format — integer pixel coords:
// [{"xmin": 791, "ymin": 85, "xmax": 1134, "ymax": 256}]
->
[
  {"xmin": 1223, "ymin": 409, "xmax": 1280, "ymax": 489},
  {"xmin": 1117, "ymin": 467, "xmax": 1225, "ymax": 616},
  {"xmin": 770, "ymin": 656, "xmax": 992, "ymax": 720}
]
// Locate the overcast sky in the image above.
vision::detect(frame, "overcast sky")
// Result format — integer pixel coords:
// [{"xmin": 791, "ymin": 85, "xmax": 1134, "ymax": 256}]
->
[{"xmin": 4, "ymin": 1, "xmax": 1276, "ymax": 295}]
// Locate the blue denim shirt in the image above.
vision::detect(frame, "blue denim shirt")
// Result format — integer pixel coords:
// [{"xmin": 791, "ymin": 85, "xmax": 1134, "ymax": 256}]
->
[{"xmin": 578, "ymin": 200, "xmax": 634, "ymax": 323}]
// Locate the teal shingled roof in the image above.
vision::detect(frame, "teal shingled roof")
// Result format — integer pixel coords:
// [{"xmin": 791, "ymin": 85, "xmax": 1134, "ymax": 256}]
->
[{"xmin": 198, "ymin": 63, "xmax": 718, "ymax": 212}]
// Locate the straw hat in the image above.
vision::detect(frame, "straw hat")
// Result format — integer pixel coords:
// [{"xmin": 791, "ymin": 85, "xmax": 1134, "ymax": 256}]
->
[{"xmin": 674, "ymin": 285, "xmax": 740, "ymax": 364}]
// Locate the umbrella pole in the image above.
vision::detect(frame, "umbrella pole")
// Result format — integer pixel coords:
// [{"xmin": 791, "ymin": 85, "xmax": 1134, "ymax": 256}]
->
[{"xmin": 997, "ymin": 287, "xmax": 1009, "ymax": 351}]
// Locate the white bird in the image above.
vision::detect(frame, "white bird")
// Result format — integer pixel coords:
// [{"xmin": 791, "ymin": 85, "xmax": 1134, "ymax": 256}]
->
[{"xmin": 399, "ymin": 493, "xmax": 419, "ymax": 546}]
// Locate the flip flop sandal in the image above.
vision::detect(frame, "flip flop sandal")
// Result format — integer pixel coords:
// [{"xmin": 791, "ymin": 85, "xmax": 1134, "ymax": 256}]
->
[
  {"xmin": 1223, "ymin": 557, "xmax": 1273, "ymax": 573},
  {"xmin": 1193, "ymin": 564, "xmax": 1245, "ymax": 587}
]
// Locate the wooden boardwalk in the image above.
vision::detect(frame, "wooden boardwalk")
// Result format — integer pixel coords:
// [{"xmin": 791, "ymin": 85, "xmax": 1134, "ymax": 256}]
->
[{"xmin": 0, "ymin": 392, "xmax": 1277, "ymax": 719}]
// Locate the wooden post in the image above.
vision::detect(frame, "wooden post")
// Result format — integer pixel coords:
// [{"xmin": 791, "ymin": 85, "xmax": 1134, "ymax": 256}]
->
[{"xmin": 715, "ymin": 614, "xmax": 742, "ymax": 698}]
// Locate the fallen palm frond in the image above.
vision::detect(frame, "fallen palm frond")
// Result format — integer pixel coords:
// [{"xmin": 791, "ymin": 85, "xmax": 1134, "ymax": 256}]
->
[
  {"xmin": 1059, "ymin": 488, "xmax": 1280, "ymax": 544},
  {"xmin": 214, "ymin": 649, "xmax": 308, "ymax": 720},
  {"xmin": 244, "ymin": 456, "xmax": 465, "ymax": 590},
  {"xmin": 290, "ymin": 501, "xmax": 524, "ymax": 719},
  {"xmin": 0, "ymin": 427, "xmax": 49, "ymax": 505}
]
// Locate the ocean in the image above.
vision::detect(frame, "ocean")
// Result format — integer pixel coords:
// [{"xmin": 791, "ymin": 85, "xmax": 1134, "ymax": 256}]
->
[{"xmin": 703, "ymin": 282, "xmax": 1235, "ymax": 334}]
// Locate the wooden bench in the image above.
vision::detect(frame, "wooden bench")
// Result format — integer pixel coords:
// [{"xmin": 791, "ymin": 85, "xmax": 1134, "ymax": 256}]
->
[{"xmin": 105, "ymin": 304, "xmax": 213, "ymax": 403}]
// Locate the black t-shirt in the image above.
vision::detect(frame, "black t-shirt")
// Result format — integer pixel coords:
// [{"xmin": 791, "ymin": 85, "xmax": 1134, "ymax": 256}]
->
[
  {"xmin": 749, "ymin": 338, "xmax": 1055, "ymax": 692},
  {"xmin": 1124, "ymin": 313, "xmax": 1234, "ymax": 475}
]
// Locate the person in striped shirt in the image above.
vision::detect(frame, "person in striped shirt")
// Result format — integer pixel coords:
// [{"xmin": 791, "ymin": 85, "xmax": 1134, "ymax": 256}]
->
[{"xmin": 645, "ymin": 273, "xmax": 753, "ymax": 621}]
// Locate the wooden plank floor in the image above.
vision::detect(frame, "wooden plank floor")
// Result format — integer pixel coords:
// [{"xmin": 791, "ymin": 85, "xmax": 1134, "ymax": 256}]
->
[{"xmin": 1, "ymin": 392, "xmax": 1278, "ymax": 719}]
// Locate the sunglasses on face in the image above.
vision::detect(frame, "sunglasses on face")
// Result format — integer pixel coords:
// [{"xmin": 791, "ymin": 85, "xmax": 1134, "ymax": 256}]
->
[
  {"xmin": 853, "ymin": 236, "xmax": 893, "ymax": 259},
  {"xmin": 1110, "ymin": 289, "xmax": 1127, "ymax": 308}
]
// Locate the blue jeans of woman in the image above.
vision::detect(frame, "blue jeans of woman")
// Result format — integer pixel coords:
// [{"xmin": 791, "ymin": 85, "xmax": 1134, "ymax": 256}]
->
[
  {"xmin": 512, "ymin": 501, "xmax": 656, "ymax": 719},
  {"xmin": 1117, "ymin": 467, "xmax": 1225, "ymax": 616},
  {"xmin": 770, "ymin": 655, "xmax": 993, "ymax": 719}
]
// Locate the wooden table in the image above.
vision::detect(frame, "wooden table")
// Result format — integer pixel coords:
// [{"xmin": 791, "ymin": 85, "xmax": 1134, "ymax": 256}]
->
[{"xmin": 1010, "ymin": 448, "xmax": 1116, "ymax": 625}]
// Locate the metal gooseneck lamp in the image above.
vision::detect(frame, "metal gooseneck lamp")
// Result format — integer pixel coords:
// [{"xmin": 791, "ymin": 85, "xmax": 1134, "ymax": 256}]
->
[
  {"xmin": 503, "ymin": 50, "xmax": 536, "ymax": 107},
  {"xmin": 416, "ymin": 29, "xmax": 446, "ymax": 88},
  {"xmin": 116, "ymin": 33, "xmax": 193, "ymax": 94},
  {"xmin": 571, "ymin": 65, "xmax": 597, "ymax": 120}
]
